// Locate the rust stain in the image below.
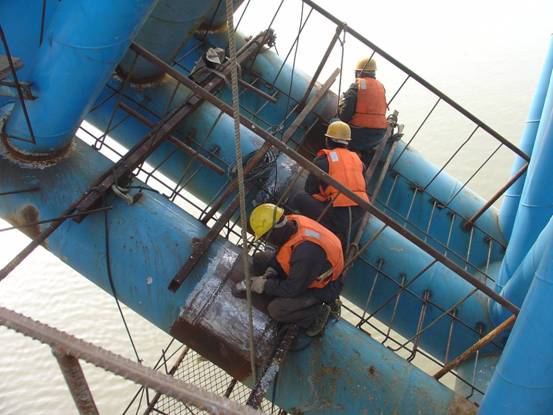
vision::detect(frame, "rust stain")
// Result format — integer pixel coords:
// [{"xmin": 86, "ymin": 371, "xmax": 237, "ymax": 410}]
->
[
  {"xmin": 7, "ymin": 204, "xmax": 42, "ymax": 240},
  {"xmin": 447, "ymin": 394, "xmax": 477, "ymax": 415}
]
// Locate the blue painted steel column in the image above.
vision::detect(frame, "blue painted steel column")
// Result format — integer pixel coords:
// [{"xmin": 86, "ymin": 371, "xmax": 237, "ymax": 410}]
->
[
  {"xmin": 117, "ymin": 0, "xmax": 219, "ymax": 83},
  {"xmin": 497, "ymin": 69, "xmax": 553, "ymax": 291},
  {"xmin": 491, "ymin": 216, "xmax": 553, "ymax": 325},
  {"xmin": 499, "ymin": 35, "xmax": 553, "ymax": 241},
  {"xmin": 2, "ymin": 0, "xmax": 158, "ymax": 156},
  {"xmin": 480, "ymin": 231, "xmax": 553, "ymax": 415},
  {"xmin": 0, "ymin": 141, "xmax": 474, "ymax": 414}
]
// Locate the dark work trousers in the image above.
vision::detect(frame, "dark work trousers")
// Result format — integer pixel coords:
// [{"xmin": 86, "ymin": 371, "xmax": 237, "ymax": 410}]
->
[
  {"xmin": 252, "ymin": 251, "xmax": 330, "ymax": 328},
  {"xmin": 349, "ymin": 126, "xmax": 386, "ymax": 165},
  {"xmin": 267, "ymin": 295, "xmax": 323, "ymax": 328},
  {"xmin": 288, "ymin": 192, "xmax": 363, "ymax": 251}
]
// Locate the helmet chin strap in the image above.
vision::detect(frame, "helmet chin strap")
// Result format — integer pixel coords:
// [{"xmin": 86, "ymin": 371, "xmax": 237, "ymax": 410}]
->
[{"xmin": 273, "ymin": 215, "xmax": 288, "ymax": 229}]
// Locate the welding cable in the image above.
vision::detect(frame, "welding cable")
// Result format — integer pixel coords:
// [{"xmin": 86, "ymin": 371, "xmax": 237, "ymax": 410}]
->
[{"xmin": 103, "ymin": 197, "xmax": 142, "ymax": 364}]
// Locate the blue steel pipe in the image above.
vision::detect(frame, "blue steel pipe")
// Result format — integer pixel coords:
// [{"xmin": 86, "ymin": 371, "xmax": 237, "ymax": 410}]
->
[
  {"xmin": 499, "ymin": 35, "xmax": 553, "ymax": 241},
  {"xmin": 479, "ymin": 228, "xmax": 553, "ymax": 415},
  {"xmin": 491, "ymin": 216, "xmax": 553, "ymax": 326},
  {"xmin": 117, "ymin": 0, "xmax": 225, "ymax": 83},
  {"xmin": 2, "ymin": 0, "xmax": 158, "ymax": 156},
  {"xmin": 497, "ymin": 68, "xmax": 553, "ymax": 291},
  {"xmin": 0, "ymin": 141, "xmax": 474, "ymax": 414}
]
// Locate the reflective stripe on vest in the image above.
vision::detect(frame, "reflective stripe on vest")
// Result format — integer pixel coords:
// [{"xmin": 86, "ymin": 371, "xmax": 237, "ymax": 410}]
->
[
  {"xmin": 313, "ymin": 148, "xmax": 369, "ymax": 207},
  {"xmin": 276, "ymin": 215, "xmax": 344, "ymax": 289},
  {"xmin": 351, "ymin": 77, "xmax": 388, "ymax": 129}
]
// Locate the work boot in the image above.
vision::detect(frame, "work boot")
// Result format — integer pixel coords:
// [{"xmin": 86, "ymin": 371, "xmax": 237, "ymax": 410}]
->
[
  {"xmin": 305, "ymin": 304, "xmax": 331, "ymax": 337},
  {"xmin": 329, "ymin": 299, "xmax": 342, "ymax": 320}
]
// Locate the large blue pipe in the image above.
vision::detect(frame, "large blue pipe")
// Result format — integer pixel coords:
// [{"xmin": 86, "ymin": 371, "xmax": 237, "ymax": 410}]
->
[
  {"xmin": 479, "ymin": 226, "xmax": 553, "ymax": 415},
  {"xmin": 497, "ymin": 68, "xmax": 553, "ymax": 291},
  {"xmin": 0, "ymin": 140, "xmax": 474, "ymax": 414},
  {"xmin": 2, "ymin": 0, "xmax": 158, "ymax": 156},
  {"xmin": 117, "ymin": 1, "xmax": 246, "ymax": 83},
  {"xmin": 499, "ymin": 35, "xmax": 553, "ymax": 241},
  {"xmin": 491, "ymin": 216, "xmax": 553, "ymax": 325}
]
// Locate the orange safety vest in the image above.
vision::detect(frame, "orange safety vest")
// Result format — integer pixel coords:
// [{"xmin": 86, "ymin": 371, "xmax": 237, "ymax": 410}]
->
[
  {"xmin": 313, "ymin": 148, "xmax": 369, "ymax": 207},
  {"xmin": 351, "ymin": 77, "xmax": 388, "ymax": 129},
  {"xmin": 276, "ymin": 215, "xmax": 344, "ymax": 289}
]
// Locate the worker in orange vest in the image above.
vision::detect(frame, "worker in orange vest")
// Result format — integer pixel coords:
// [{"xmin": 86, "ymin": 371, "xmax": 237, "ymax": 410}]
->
[
  {"xmin": 243, "ymin": 203, "xmax": 344, "ymax": 337},
  {"xmin": 339, "ymin": 57, "xmax": 388, "ymax": 164},
  {"xmin": 289, "ymin": 121, "xmax": 369, "ymax": 252}
]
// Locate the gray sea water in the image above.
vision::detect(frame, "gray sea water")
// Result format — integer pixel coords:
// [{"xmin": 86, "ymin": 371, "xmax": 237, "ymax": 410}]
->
[{"xmin": 1, "ymin": 0, "xmax": 552, "ymax": 413}]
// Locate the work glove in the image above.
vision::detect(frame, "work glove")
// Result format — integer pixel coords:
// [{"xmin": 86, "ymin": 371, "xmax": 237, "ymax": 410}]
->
[
  {"xmin": 250, "ymin": 277, "xmax": 267, "ymax": 294},
  {"xmin": 262, "ymin": 267, "xmax": 278, "ymax": 278}
]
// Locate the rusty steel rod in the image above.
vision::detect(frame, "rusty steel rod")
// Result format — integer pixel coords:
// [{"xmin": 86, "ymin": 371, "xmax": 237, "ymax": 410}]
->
[
  {"xmin": 0, "ymin": 306, "xmax": 263, "ymax": 415},
  {"xmin": 464, "ymin": 163, "xmax": 529, "ymax": 228},
  {"xmin": 138, "ymin": 60, "xmax": 520, "ymax": 314},
  {"xmin": 301, "ymin": 0, "xmax": 529, "ymax": 162},
  {"xmin": 0, "ymin": 186, "xmax": 40, "ymax": 197},
  {"xmin": 433, "ymin": 314, "xmax": 516, "ymax": 380},
  {"xmin": 0, "ymin": 26, "xmax": 35, "ymax": 144},
  {"xmin": 52, "ymin": 349, "xmax": 100, "ymax": 415},
  {"xmin": 0, "ymin": 206, "xmax": 112, "ymax": 233},
  {"xmin": 246, "ymin": 325, "xmax": 298, "ymax": 408},
  {"xmin": 117, "ymin": 101, "xmax": 225, "ymax": 175}
]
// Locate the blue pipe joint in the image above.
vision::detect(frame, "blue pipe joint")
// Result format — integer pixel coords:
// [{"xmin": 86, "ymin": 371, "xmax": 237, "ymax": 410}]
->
[
  {"xmin": 480, "ymin": 231, "xmax": 553, "ymax": 415},
  {"xmin": 2, "ymin": 0, "xmax": 158, "ymax": 158},
  {"xmin": 117, "ymin": 0, "xmax": 219, "ymax": 84},
  {"xmin": 499, "ymin": 35, "xmax": 553, "ymax": 241},
  {"xmin": 497, "ymin": 68, "xmax": 553, "ymax": 291}
]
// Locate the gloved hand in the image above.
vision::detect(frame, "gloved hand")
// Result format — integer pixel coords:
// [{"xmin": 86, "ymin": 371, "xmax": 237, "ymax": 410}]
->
[
  {"xmin": 250, "ymin": 277, "xmax": 267, "ymax": 294},
  {"xmin": 262, "ymin": 267, "xmax": 278, "ymax": 278}
]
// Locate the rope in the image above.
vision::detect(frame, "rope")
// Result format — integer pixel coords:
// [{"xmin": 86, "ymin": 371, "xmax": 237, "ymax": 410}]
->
[{"xmin": 225, "ymin": 0, "xmax": 257, "ymax": 385}]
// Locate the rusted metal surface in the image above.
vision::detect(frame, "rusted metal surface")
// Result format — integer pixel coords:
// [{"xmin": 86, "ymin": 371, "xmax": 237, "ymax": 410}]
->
[
  {"xmin": 169, "ymin": 247, "xmax": 277, "ymax": 381},
  {"xmin": 0, "ymin": 305, "xmax": 264, "ymax": 415},
  {"xmin": 52, "ymin": 350, "xmax": 100, "ymax": 415},
  {"xmin": 246, "ymin": 325, "xmax": 298, "ymax": 409},
  {"xmin": 155, "ymin": 67, "xmax": 520, "ymax": 316},
  {"xmin": 464, "ymin": 163, "xmax": 529, "ymax": 228},
  {"xmin": 434, "ymin": 314, "xmax": 517, "ymax": 380}
]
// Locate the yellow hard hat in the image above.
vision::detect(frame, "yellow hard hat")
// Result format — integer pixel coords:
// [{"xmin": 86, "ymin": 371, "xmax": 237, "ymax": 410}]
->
[
  {"xmin": 355, "ymin": 57, "xmax": 377, "ymax": 72},
  {"xmin": 249, "ymin": 203, "xmax": 285, "ymax": 240},
  {"xmin": 325, "ymin": 121, "xmax": 351, "ymax": 141}
]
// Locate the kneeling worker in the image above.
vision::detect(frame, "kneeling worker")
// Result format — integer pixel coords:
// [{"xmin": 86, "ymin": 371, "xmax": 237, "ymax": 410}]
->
[
  {"xmin": 290, "ymin": 120, "xmax": 369, "ymax": 251},
  {"xmin": 246, "ymin": 203, "xmax": 344, "ymax": 337}
]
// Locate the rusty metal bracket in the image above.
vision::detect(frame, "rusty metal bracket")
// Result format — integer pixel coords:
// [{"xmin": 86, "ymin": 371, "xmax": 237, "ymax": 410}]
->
[
  {"xmin": 0, "ymin": 80, "xmax": 36, "ymax": 100},
  {"xmin": 0, "ymin": 54, "xmax": 22, "ymax": 80}
]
